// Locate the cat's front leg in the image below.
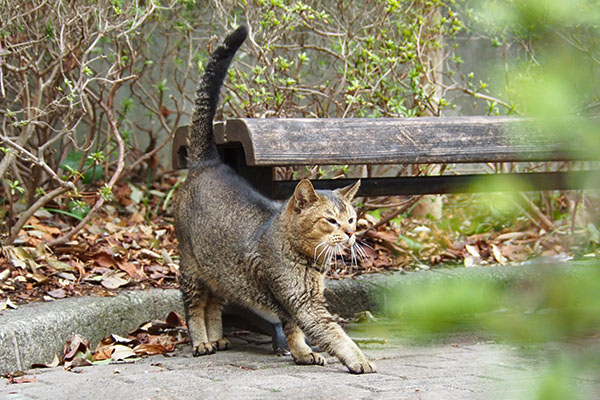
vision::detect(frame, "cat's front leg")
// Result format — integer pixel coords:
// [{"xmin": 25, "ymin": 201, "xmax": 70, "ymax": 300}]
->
[
  {"xmin": 293, "ymin": 305, "xmax": 376, "ymax": 374},
  {"xmin": 281, "ymin": 317, "xmax": 326, "ymax": 366}
]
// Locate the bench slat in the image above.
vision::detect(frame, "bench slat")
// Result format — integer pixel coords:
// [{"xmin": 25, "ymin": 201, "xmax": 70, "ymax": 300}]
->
[{"xmin": 214, "ymin": 117, "xmax": 587, "ymax": 166}]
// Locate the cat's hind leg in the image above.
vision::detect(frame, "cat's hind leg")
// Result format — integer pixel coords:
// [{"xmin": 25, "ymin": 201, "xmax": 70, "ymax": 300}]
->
[
  {"xmin": 282, "ymin": 317, "xmax": 326, "ymax": 366},
  {"xmin": 206, "ymin": 295, "xmax": 230, "ymax": 351}
]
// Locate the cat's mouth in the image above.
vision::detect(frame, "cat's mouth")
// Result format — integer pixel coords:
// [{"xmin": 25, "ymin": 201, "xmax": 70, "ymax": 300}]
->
[
  {"xmin": 313, "ymin": 236, "xmax": 367, "ymax": 271},
  {"xmin": 346, "ymin": 234, "xmax": 356, "ymax": 247}
]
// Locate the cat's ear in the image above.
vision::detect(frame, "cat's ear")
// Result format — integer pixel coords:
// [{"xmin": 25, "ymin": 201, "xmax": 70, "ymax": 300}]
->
[
  {"xmin": 335, "ymin": 179, "xmax": 361, "ymax": 201},
  {"xmin": 293, "ymin": 179, "xmax": 319, "ymax": 211}
]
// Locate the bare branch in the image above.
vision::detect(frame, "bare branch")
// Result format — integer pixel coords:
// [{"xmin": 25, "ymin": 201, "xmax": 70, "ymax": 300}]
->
[{"xmin": 7, "ymin": 186, "xmax": 71, "ymax": 244}]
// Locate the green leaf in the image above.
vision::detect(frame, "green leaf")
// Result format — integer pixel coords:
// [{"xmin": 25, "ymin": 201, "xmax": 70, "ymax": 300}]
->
[
  {"xmin": 47, "ymin": 259, "xmax": 75, "ymax": 272},
  {"xmin": 60, "ymin": 152, "xmax": 103, "ymax": 184},
  {"xmin": 397, "ymin": 234, "xmax": 423, "ymax": 252},
  {"xmin": 366, "ymin": 209, "xmax": 382, "ymax": 221},
  {"xmin": 45, "ymin": 208, "xmax": 86, "ymax": 221},
  {"xmin": 68, "ymin": 200, "xmax": 91, "ymax": 220}
]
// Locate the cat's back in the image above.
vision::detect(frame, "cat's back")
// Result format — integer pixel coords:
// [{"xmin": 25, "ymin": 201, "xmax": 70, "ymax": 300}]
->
[{"xmin": 174, "ymin": 163, "xmax": 278, "ymax": 245}]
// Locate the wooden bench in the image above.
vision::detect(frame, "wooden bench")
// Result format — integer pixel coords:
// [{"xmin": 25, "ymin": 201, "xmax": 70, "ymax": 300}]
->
[{"xmin": 172, "ymin": 117, "xmax": 598, "ymax": 200}]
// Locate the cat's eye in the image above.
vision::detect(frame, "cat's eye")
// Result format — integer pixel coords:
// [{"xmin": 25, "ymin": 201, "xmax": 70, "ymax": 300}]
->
[
  {"xmin": 326, "ymin": 218, "xmax": 338, "ymax": 225},
  {"xmin": 348, "ymin": 218, "xmax": 354, "ymax": 224}
]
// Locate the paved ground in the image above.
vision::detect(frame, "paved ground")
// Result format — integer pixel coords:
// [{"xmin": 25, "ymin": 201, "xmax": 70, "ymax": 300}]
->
[
  {"xmin": 3, "ymin": 331, "xmax": 599, "ymax": 400},
  {"xmin": 2, "ymin": 263, "xmax": 599, "ymax": 399}
]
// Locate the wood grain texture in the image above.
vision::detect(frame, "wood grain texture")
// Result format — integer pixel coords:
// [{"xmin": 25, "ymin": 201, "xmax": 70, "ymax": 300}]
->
[{"xmin": 213, "ymin": 117, "xmax": 590, "ymax": 166}]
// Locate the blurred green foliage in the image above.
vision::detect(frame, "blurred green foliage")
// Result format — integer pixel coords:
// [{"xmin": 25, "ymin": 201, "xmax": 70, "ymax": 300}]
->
[
  {"xmin": 466, "ymin": 0, "xmax": 600, "ymax": 157},
  {"xmin": 382, "ymin": 264, "xmax": 600, "ymax": 341},
  {"xmin": 368, "ymin": 262, "xmax": 600, "ymax": 399}
]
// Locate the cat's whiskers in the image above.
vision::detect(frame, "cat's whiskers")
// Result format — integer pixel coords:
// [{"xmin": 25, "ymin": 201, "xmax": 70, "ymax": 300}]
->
[
  {"xmin": 348, "ymin": 240, "xmax": 370, "ymax": 273},
  {"xmin": 314, "ymin": 241, "xmax": 329, "ymax": 266},
  {"xmin": 315, "ymin": 243, "xmax": 329, "ymax": 269},
  {"xmin": 349, "ymin": 245, "xmax": 359, "ymax": 271},
  {"xmin": 359, "ymin": 240, "xmax": 374, "ymax": 252},
  {"xmin": 323, "ymin": 245, "xmax": 335, "ymax": 271},
  {"xmin": 314, "ymin": 237, "xmax": 368, "ymax": 273},
  {"xmin": 336, "ymin": 243, "xmax": 347, "ymax": 268},
  {"xmin": 354, "ymin": 242, "xmax": 369, "ymax": 260}
]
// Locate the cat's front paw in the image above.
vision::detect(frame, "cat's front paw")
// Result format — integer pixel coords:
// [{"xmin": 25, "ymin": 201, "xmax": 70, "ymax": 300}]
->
[
  {"xmin": 192, "ymin": 342, "xmax": 216, "ymax": 356},
  {"xmin": 346, "ymin": 360, "xmax": 377, "ymax": 374},
  {"xmin": 293, "ymin": 351, "xmax": 326, "ymax": 366},
  {"xmin": 212, "ymin": 338, "xmax": 231, "ymax": 351}
]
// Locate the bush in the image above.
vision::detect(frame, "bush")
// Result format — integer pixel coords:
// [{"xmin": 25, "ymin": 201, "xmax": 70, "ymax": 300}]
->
[
  {"xmin": 0, "ymin": 0, "xmax": 207, "ymax": 244},
  {"xmin": 1, "ymin": 0, "xmax": 598, "ymax": 247},
  {"xmin": 0, "ymin": 0, "xmax": 486, "ymax": 245}
]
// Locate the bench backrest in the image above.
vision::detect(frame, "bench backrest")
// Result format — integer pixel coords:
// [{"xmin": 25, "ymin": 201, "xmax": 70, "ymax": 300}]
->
[{"xmin": 207, "ymin": 117, "xmax": 590, "ymax": 166}]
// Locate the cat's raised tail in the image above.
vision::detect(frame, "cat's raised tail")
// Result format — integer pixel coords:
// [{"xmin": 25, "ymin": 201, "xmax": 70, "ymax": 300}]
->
[{"xmin": 188, "ymin": 25, "xmax": 248, "ymax": 164}]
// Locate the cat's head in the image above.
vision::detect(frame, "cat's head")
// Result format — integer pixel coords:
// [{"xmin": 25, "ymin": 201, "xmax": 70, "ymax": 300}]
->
[{"xmin": 284, "ymin": 179, "xmax": 361, "ymax": 269}]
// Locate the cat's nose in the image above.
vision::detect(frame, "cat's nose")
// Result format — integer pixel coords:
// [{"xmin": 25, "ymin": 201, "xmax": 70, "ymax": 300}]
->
[{"xmin": 345, "ymin": 228, "xmax": 354, "ymax": 237}]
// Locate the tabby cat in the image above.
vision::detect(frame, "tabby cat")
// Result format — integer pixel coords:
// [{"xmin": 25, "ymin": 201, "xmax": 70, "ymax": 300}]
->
[{"xmin": 174, "ymin": 26, "xmax": 376, "ymax": 374}]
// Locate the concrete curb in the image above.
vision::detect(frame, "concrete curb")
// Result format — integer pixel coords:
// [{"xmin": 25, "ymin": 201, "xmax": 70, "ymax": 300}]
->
[
  {"xmin": 332, "ymin": 258, "xmax": 597, "ymax": 305},
  {"xmin": 0, "ymin": 289, "xmax": 183, "ymax": 374},
  {"xmin": 1, "ymin": 261, "xmax": 594, "ymax": 374}
]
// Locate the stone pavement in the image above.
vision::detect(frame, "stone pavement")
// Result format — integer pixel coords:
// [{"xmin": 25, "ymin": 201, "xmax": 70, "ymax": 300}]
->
[
  {"xmin": 1, "ymin": 263, "xmax": 599, "ymax": 399},
  {"xmin": 2, "ymin": 331, "xmax": 588, "ymax": 400}
]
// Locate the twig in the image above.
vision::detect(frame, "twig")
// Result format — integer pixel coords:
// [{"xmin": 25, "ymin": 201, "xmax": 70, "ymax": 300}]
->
[
  {"xmin": 570, "ymin": 190, "xmax": 583, "ymax": 235},
  {"xmin": 517, "ymin": 192, "xmax": 555, "ymax": 232},
  {"xmin": 371, "ymin": 196, "xmax": 423, "ymax": 231},
  {"xmin": 0, "ymin": 135, "xmax": 76, "ymax": 191},
  {"xmin": 363, "ymin": 198, "xmax": 418, "ymax": 210},
  {"xmin": 48, "ymin": 100, "xmax": 126, "ymax": 247},
  {"xmin": 7, "ymin": 186, "xmax": 71, "ymax": 244}
]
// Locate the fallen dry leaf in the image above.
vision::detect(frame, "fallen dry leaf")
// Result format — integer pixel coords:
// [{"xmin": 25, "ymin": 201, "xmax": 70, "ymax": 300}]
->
[
  {"xmin": 133, "ymin": 342, "xmax": 171, "ymax": 356},
  {"xmin": 0, "ymin": 297, "xmax": 17, "ymax": 312},
  {"xmin": 110, "ymin": 344, "xmax": 138, "ymax": 361},
  {"xmin": 62, "ymin": 335, "xmax": 91, "ymax": 362},
  {"xmin": 62, "ymin": 334, "xmax": 94, "ymax": 368},
  {"xmin": 464, "ymin": 255, "xmax": 480, "ymax": 268},
  {"xmin": 46, "ymin": 288, "xmax": 66, "ymax": 299},
  {"xmin": 100, "ymin": 270, "xmax": 130, "ymax": 289},
  {"xmin": 0, "ymin": 268, "xmax": 11, "ymax": 282},
  {"xmin": 501, "ymin": 244, "xmax": 531, "ymax": 262},
  {"xmin": 491, "ymin": 244, "xmax": 508, "ymax": 265},
  {"xmin": 166, "ymin": 311, "xmax": 186, "ymax": 328},
  {"xmin": 93, "ymin": 251, "xmax": 116, "ymax": 268},
  {"xmin": 110, "ymin": 334, "xmax": 137, "ymax": 345},
  {"xmin": 116, "ymin": 260, "xmax": 138, "ymax": 278},
  {"xmin": 47, "ymin": 259, "xmax": 75, "ymax": 272},
  {"xmin": 93, "ymin": 345, "xmax": 114, "ymax": 362},
  {"xmin": 31, "ymin": 354, "xmax": 60, "ymax": 369},
  {"xmin": 6, "ymin": 375, "xmax": 38, "ymax": 384},
  {"xmin": 464, "ymin": 244, "xmax": 481, "ymax": 258},
  {"xmin": 31, "ymin": 222, "xmax": 61, "ymax": 236},
  {"xmin": 496, "ymin": 231, "xmax": 530, "ymax": 241}
]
